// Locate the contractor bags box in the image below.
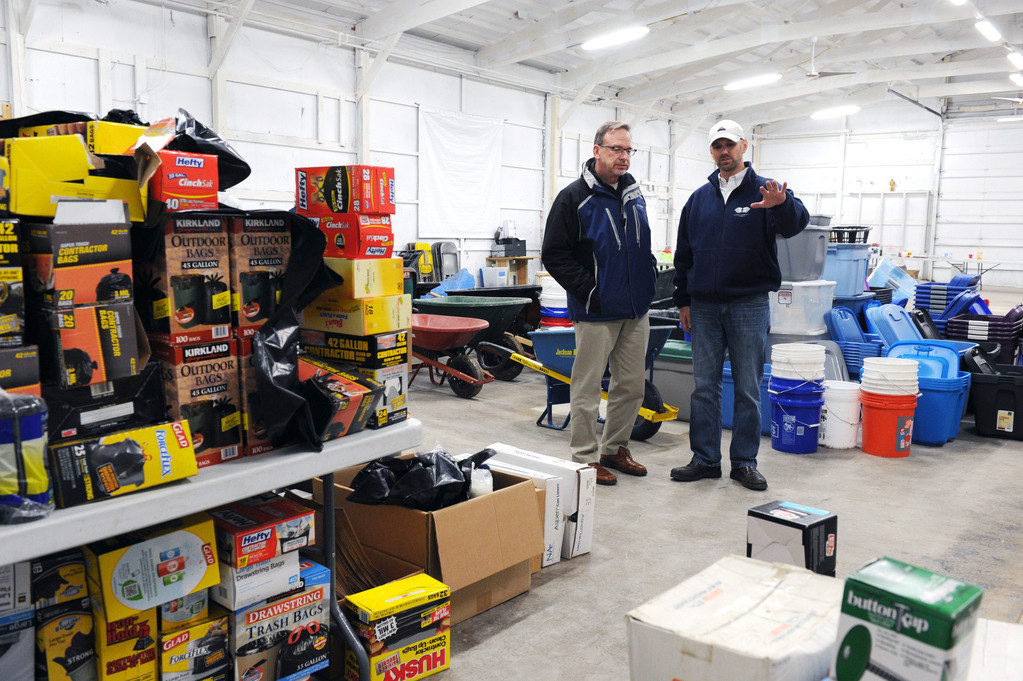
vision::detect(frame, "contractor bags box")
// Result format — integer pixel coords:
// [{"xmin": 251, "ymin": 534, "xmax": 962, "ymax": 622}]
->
[
  {"xmin": 626, "ymin": 554, "xmax": 843, "ymax": 681},
  {"xmin": 835, "ymin": 556, "xmax": 983, "ymax": 681},
  {"xmin": 747, "ymin": 500, "xmax": 837, "ymax": 576},
  {"xmin": 39, "ymin": 302, "xmax": 147, "ymax": 390},
  {"xmin": 299, "ymin": 328, "xmax": 408, "ymax": 369},
  {"xmin": 328, "ymin": 463, "xmax": 542, "ymax": 625},
  {"xmin": 0, "ymin": 219, "xmax": 25, "ymax": 347},
  {"xmin": 0, "ymin": 345, "xmax": 39, "ymax": 395}
]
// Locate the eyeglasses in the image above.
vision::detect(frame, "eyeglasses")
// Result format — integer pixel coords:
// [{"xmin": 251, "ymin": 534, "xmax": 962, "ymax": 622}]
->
[{"xmin": 598, "ymin": 145, "xmax": 637, "ymax": 157}]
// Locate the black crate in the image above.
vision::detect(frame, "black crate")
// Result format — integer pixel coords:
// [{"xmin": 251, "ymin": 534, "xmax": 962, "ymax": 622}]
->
[
  {"xmin": 971, "ymin": 365, "xmax": 1023, "ymax": 440},
  {"xmin": 829, "ymin": 226, "xmax": 871, "ymax": 243}
]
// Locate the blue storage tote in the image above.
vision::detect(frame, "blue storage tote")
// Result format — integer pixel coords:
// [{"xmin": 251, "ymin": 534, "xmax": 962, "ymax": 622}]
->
[
  {"xmin": 823, "ymin": 243, "xmax": 871, "ymax": 297},
  {"xmin": 722, "ymin": 362, "xmax": 772, "ymax": 435},
  {"xmin": 867, "ymin": 258, "xmax": 917, "ymax": 304},
  {"xmin": 913, "ymin": 371, "xmax": 971, "ymax": 445}
]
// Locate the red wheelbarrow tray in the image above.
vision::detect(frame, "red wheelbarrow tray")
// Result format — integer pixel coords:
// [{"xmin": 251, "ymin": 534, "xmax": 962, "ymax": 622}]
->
[{"xmin": 411, "ymin": 313, "xmax": 490, "ymax": 351}]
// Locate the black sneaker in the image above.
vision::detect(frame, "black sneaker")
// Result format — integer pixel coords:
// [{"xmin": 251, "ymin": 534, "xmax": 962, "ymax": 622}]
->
[
  {"xmin": 670, "ymin": 458, "xmax": 722, "ymax": 482},
  {"xmin": 730, "ymin": 466, "xmax": 767, "ymax": 491}
]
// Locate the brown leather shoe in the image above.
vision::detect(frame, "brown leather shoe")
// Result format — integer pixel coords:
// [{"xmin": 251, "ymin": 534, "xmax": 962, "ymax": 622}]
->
[
  {"xmin": 587, "ymin": 462, "xmax": 617, "ymax": 486},
  {"xmin": 600, "ymin": 446, "xmax": 647, "ymax": 476}
]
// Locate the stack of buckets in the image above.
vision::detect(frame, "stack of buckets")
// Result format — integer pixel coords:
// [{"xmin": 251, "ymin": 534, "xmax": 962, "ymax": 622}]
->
[
  {"xmin": 537, "ymin": 271, "xmax": 572, "ymax": 328},
  {"xmin": 859, "ymin": 357, "xmax": 919, "ymax": 457},
  {"xmin": 769, "ymin": 343, "xmax": 826, "ymax": 454}
]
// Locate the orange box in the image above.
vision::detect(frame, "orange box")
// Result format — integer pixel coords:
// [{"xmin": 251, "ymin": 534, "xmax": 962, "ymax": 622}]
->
[
  {"xmin": 296, "ymin": 354, "xmax": 381, "ymax": 442},
  {"xmin": 149, "ymin": 150, "xmax": 219, "ymax": 212},
  {"xmin": 309, "ymin": 213, "xmax": 394, "ymax": 259},
  {"xmin": 295, "ymin": 165, "xmax": 395, "ymax": 216}
]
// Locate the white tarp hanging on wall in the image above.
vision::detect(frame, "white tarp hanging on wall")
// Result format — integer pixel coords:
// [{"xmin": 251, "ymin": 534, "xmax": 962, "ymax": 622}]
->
[{"xmin": 418, "ymin": 106, "xmax": 502, "ymax": 238}]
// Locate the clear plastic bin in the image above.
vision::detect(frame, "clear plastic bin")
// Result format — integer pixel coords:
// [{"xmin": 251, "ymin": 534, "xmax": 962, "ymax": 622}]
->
[{"xmin": 769, "ymin": 280, "xmax": 836, "ymax": 335}]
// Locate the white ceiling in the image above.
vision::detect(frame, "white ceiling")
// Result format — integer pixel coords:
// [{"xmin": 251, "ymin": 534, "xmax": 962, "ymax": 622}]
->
[{"xmin": 143, "ymin": 0, "xmax": 1023, "ymax": 128}]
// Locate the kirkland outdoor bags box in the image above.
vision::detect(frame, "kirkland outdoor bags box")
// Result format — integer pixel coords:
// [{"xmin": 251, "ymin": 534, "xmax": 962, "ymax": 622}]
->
[
  {"xmin": 747, "ymin": 500, "xmax": 837, "ymax": 576},
  {"xmin": 327, "ymin": 463, "xmax": 542, "ymax": 625},
  {"xmin": 835, "ymin": 556, "xmax": 983, "ymax": 681},
  {"xmin": 627, "ymin": 555, "xmax": 843, "ymax": 681}
]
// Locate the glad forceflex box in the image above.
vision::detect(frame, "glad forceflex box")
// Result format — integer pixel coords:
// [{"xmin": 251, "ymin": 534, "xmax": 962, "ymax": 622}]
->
[
  {"xmin": 209, "ymin": 493, "xmax": 316, "ymax": 569},
  {"xmin": 228, "ymin": 214, "xmax": 291, "ymax": 339},
  {"xmin": 231, "ymin": 559, "xmax": 330, "ymax": 681},
  {"xmin": 835, "ymin": 556, "xmax": 983, "ymax": 681},
  {"xmin": 343, "ymin": 574, "xmax": 451, "ymax": 681},
  {"xmin": 159, "ymin": 608, "xmax": 230, "ymax": 681}
]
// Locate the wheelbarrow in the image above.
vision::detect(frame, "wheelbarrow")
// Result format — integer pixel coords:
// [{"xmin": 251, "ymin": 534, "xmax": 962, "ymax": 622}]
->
[
  {"xmin": 410, "ymin": 313, "xmax": 495, "ymax": 399},
  {"xmin": 478, "ymin": 320, "xmax": 679, "ymax": 440},
  {"xmin": 411, "ymin": 295, "xmax": 533, "ymax": 381}
]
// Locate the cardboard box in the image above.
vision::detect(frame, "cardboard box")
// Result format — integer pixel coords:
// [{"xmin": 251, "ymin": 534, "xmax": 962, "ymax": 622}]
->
[
  {"xmin": 91, "ymin": 605, "xmax": 159, "ymax": 681},
  {"xmin": 35, "ymin": 596, "xmax": 96, "ymax": 681},
  {"xmin": 0, "ymin": 219, "xmax": 25, "ymax": 347},
  {"xmin": 158, "ymin": 608, "xmax": 230, "ymax": 681},
  {"xmin": 295, "ymin": 165, "xmax": 396, "ymax": 216},
  {"xmin": 626, "ymin": 555, "xmax": 843, "ymax": 681},
  {"xmin": 966, "ymin": 618, "xmax": 1023, "ymax": 680},
  {"xmin": 209, "ymin": 493, "xmax": 316, "ymax": 569},
  {"xmin": 329, "ymin": 464, "xmax": 542, "ymax": 625},
  {"xmin": 31, "ymin": 548, "xmax": 89, "ymax": 609},
  {"xmin": 149, "ymin": 150, "xmax": 219, "ymax": 212},
  {"xmin": 228, "ymin": 213, "xmax": 291, "ymax": 339},
  {"xmin": 231, "ymin": 559, "xmax": 330, "ymax": 681},
  {"xmin": 44, "ymin": 360, "xmax": 167, "ymax": 444},
  {"xmin": 151, "ymin": 340, "xmax": 243, "ymax": 468},
  {"xmin": 0, "ymin": 606, "xmax": 33, "ymax": 681},
  {"xmin": 299, "ymin": 328, "xmax": 409, "ymax": 369},
  {"xmin": 83, "ymin": 513, "xmax": 220, "ymax": 621},
  {"xmin": 48, "ymin": 420, "xmax": 198, "ymax": 508},
  {"xmin": 159, "ymin": 589, "xmax": 210, "ymax": 634},
  {"xmin": 746, "ymin": 500, "xmax": 837, "ymax": 576},
  {"xmin": 0, "ymin": 562, "xmax": 31, "ymax": 616},
  {"xmin": 20, "ymin": 120, "xmax": 146, "ymax": 154},
  {"xmin": 486, "ymin": 442, "xmax": 596, "ymax": 559},
  {"xmin": 298, "ymin": 292, "xmax": 411, "ymax": 336},
  {"xmin": 296, "ymin": 354, "xmax": 381, "ymax": 441},
  {"xmin": 132, "ymin": 212, "xmax": 232, "ymax": 345},
  {"xmin": 324, "ymin": 257, "xmax": 403, "ymax": 299},
  {"xmin": 308, "ymin": 213, "xmax": 394, "ymax": 259},
  {"xmin": 236, "ymin": 338, "xmax": 273, "ymax": 457},
  {"xmin": 478, "ymin": 459, "xmax": 563, "ymax": 568},
  {"xmin": 39, "ymin": 302, "xmax": 148, "ymax": 389},
  {"xmin": 22, "ymin": 201, "xmax": 133, "ymax": 307},
  {"xmin": 4, "ymin": 135, "xmax": 153, "ymax": 220},
  {"xmin": 210, "ymin": 552, "xmax": 301, "ymax": 612},
  {"xmin": 0, "ymin": 345, "xmax": 39, "ymax": 395},
  {"xmin": 354, "ymin": 363, "xmax": 408, "ymax": 429},
  {"xmin": 343, "ymin": 574, "xmax": 450, "ymax": 681},
  {"xmin": 836, "ymin": 556, "xmax": 983, "ymax": 681}
]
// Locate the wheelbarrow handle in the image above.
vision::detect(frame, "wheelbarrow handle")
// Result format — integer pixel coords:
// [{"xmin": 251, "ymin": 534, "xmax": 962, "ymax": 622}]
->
[
  {"xmin": 478, "ymin": 341, "xmax": 572, "ymax": 385},
  {"xmin": 477, "ymin": 341, "xmax": 513, "ymax": 360}
]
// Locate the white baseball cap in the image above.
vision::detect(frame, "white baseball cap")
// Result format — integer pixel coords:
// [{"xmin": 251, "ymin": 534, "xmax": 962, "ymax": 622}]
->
[{"xmin": 708, "ymin": 119, "xmax": 744, "ymax": 144}]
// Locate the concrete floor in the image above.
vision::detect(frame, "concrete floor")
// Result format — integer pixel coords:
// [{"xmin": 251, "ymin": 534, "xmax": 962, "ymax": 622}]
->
[{"xmin": 401, "ymin": 287, "xmax": 1023, "ymax": 681}]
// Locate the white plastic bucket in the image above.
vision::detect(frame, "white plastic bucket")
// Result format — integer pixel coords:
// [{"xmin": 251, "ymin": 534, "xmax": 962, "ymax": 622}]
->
[
  {"xmin": 771, "ymin": 343, "xmax": 826, "ymax": 380},
  {"xmin": 541, "ymin": 290, "xmax": 569, "ymax": 309},
  {"xmin": 819, "ymin": 380, "xmax": 861, "ymax": 448},
  {"xmin": 859, "ymin": 357, "xmax": 919, "ymax": 395},
  {"xmin": 771, "ymin": 363, "xmax": 826, "ymax": 381}
]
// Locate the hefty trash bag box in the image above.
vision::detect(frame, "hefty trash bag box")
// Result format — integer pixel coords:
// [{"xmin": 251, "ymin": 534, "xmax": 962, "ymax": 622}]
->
[
  {"xmin": 0, "ymin": 219, "xmax": 25, "ymax": 348},
  {"xmin": 228, "ymin": 213, "xmax": 291, "ymax": 339},
  {"xmin": 83, "ymin": 513, "xmax": 220, "ymax": 622},
  {"xmin": 308, "ymin": 213, "xmax": 393, "ymax": 259},
  {"xmin": 48, "ymin": 420, "xmax": 198, "ymax": 508},
  {"xmin": 295, "ymin": 165, "xmax": 395, "ymax": 216},
  {"xmin": 326, "ymin": 462, "xmax": 542, "ymax": 625},
  {"xmin": 835, "ymin": 556, "xmax": 983, "ymax": 681},
  {"xmin": 132, "ymin": 212, "xmax": 232, "ymax": 346},
  {"xmin": 626, "ymin": 555, "xmax": 843, "ymax": 681},
  {"xmin": 35, "ymin": 596, "xmax": 96, "ymax": 681},
  {"xmin": 148, "ymin": 150, "xmax": 219, "ymax": 212},
  {"xmin": 208, "ymin": 493, "xmax": 316, "ymax": 569}
]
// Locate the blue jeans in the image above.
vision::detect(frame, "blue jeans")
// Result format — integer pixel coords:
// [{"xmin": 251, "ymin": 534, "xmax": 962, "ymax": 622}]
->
[{"xmin": 689, "ymin": 294, "xmax": 769, "ymax": 468}]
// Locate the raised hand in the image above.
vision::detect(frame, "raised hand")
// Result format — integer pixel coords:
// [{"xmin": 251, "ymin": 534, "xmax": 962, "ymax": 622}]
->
[{"xmin": 751, "ymin": 180, "xmax": 788, "ymax": 209}]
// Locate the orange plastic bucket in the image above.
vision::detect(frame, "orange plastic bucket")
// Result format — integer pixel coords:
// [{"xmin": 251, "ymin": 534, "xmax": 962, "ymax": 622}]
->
[{"xmin": 860, "ymin": 390, "xmax": 917, "ymax": 457}]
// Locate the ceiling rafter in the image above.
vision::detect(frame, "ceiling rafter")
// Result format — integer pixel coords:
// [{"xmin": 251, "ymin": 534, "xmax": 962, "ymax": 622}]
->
[{"xmin": 356, "ymin": 0, "xmax": 491, "ymax": 42}]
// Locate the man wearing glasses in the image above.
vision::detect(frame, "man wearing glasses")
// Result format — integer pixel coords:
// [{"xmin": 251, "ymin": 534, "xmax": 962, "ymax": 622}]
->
[
  {"xmin": 670, "ymin": 119, "xmax": 809, "ymax": 491},
  {"xmin": 541, "ymin": 121, "xmax": 657, "ymax": 486}
]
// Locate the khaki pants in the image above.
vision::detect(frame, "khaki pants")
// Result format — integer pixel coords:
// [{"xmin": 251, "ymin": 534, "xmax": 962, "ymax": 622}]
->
[{"xmin": 569, "ymin": 315, "xmax": 650, "ymax": 464}]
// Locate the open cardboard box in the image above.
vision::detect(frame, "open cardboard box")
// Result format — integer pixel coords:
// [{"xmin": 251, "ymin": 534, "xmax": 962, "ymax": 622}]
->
[{"xmin": 318, "ymin": 463, "xmax": 542, "ymax": 625}]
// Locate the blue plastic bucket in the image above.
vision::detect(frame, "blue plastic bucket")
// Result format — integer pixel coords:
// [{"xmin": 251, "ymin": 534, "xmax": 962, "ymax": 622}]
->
[{"xmin": 769, "ymin": 376, "xmax": 825, "ymax": 454}]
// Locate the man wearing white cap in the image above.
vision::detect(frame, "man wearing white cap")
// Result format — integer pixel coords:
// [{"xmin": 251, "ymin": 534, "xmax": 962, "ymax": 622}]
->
[{"xmin": 670, "ymin": 120, "xmax": 809, "ymax": 490}]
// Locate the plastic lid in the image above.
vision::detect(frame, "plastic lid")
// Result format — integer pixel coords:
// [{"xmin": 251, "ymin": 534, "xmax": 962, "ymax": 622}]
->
[
  {"xmin": 886, "ymin": 341, "xmax": 960, "ymax": 379},
  {"xmin": 825, "ymin": 306, "xmax": 866, "ymax": 343}
]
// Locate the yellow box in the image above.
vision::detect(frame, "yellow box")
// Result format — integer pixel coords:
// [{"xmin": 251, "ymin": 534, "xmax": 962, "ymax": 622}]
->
[
  {"xmin": 83, "ymin": 513, "xmax": 221, "ymax": 622},
  {"xmin": 20, "ymin": 121, "xmax": 145, "ymax": 154},
  {"xmin": 324, "ymin": 257, "xmax": 404, "ymax": 299},
  {"xmin": 299, "ymin": 292, "xmax": 411, "ymax": 336},
  {"xmin": 35, "ymin": 597, "xmax": 96, "ymax": 681},
  {"xmin": 158, "ymin": 607, "xmax": 230, "ymax": 681},
  {"xmin": 343, "ymin": 574, "xmax": 451, "ymax": 681},
  {"xmin": 4, "ymin": 135, "xmax": 150, "ymax": 220},
  {"xmin": 92, "ymin": 605, "xmax": 158, "ymax": 681}
]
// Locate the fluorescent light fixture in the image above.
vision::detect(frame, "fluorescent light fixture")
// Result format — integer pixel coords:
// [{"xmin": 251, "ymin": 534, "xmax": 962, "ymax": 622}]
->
[
  {"xmin": 998, "ymin": 116, "xmax": 1023, "ymax": 122},
  {"xmin": 1011, "ymin": 72, "xmax": 1023, "ymax": 87},
  {"xmin": 1008, "ymin": 52, "xmax": 1023, "ymax": 70},
  {"xmin": 975, "ymin": 20, "xmax": 1001, "ymax": 42},
  {"xmin": 811, "ymin": 104, "xmax": 861, "ymax": 120},
  {"xmin": 948, "ymin": 0, "xmax": 968, "ymax": 5},
  {"xmin": 580, "ymin": 26, "xmax": 649, "ymax": 51},
  {"xmin": 723, "ymin": 73, "xmax": 782, "ymax": 91}
]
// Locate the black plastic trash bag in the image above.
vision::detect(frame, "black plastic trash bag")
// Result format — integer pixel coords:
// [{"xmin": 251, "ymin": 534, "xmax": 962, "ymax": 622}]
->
[
  {"xmin": 346, "ymin": 448, "xmax": 495, "ymax": 512},
  {"xmin": 166, "ymin": 108, "xmax": 251, "ymax": 190},
  {"xmin": 102, "ymin": 109, "xmax": 149, "ymax": 126}
]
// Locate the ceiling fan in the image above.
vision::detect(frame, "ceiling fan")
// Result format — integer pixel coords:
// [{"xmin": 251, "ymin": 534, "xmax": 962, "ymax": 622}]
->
[
  {"xmin": 993, "ymin": 96, "xmax": 1023, "ymax": 104},
  {"xmin": 804, "ymin": 36, "xmax": 855, "ymax": 78}
]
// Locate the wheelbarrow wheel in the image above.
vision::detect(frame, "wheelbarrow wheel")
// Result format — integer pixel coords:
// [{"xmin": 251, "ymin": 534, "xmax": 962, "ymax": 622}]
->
[
  {"xmin": 447, "ymin": 354, "xmax": 485, "ymax": 399},
  {"xmin": 631, "ymin": 380, "xmax": 666, "ymax": 441},
  {"xmin": 477, "ymin": 332, "xmax": 525, "ymax": 381}
]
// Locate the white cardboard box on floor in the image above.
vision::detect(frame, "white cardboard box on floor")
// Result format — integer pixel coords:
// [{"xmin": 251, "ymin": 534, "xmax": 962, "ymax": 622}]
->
[
  {"xmin": 967, "ymin": 618, "xmax": 1023, "ymax": 680},
  {"xmin": 482, "ymin": 459, "xmax": 563, "ymax": 567},
  {"xmin": 486, "ymin": 443, "xmax": 595, "ymax": 559},
  {"xmin": 626, "ymin": 554, "xmax": 843, "ymax": 681}
]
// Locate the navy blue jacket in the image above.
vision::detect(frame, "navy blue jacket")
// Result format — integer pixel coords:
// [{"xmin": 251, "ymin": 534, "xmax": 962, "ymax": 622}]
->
[
  {"xmin": 541, "ymin": 159, "xmax": 657, "ymax": 322},
  {"xmin": 673, "ymin": 163, "xmax": 808, "ymax": 307}
]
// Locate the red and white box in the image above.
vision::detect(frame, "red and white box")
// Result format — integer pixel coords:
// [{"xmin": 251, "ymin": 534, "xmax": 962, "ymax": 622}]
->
[
  {"xmin": 149, "ymin": 150, "xmax": 219, "ymax": 212},
  {"xmin": 310, "ymin": 213, "xmax": 394, "ymax": 259},
  {"xmin": 295, "ymin": 165, "xmax": 395, "ymax": 216},
  {"xmin": 209, "ymin": 494, "xmax": 316, "ymax": 569}
]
